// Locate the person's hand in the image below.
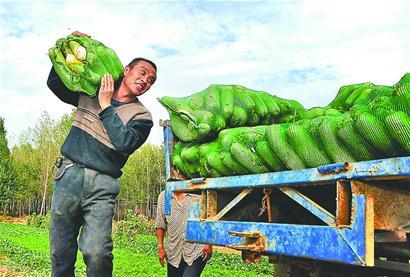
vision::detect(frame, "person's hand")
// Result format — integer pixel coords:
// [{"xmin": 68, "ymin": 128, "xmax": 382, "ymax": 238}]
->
[
  {"xmin": 98, "ymin": 73, "xmax": 114, "ymax": 110},
  {"xmin": 201, "ymin": 245, "xmax": 213, "ymax": 261},
  {"xmin": 71, "ymin": 31, "xmax": 91, "ymax": 38},
  {"xmin": 158, "ymin": 246, "xmax": 167, "ymax": 267}
]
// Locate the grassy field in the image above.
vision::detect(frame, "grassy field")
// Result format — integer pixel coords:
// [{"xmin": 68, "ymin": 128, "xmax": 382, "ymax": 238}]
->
[{"xmin": 0, "ymin": 222, "xmax": 274, "ymax": 276}]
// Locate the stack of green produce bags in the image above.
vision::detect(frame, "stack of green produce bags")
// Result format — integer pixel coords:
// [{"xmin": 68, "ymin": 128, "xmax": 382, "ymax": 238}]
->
[
  {"xmin": 158, "ymin": 85, "xmax": 314, "ymax": 142},
  {"xmin": 48, "ymin": 35, "xmax": 124, "ymax": 96},
  {"xmin": 159, "ymin": 73, "xmax": 410, "ymax": 178}
]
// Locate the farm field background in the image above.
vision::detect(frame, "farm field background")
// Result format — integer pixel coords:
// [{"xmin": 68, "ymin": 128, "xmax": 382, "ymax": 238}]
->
[{"xmin": 0, "ymin": 222, "xmax": 275, "ymax": 276}]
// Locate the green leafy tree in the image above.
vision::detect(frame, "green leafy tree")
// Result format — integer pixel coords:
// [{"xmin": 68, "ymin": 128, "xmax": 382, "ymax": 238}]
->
[
  {"xmin": 119, "ymin": 144, "xmax": 165, "ymax": 218},
  {"xmin": 0, "ymin": 117, "xmax": 18, "ymax": 213},
  {"xmin": 10, "ymin": 111, "xmax": 74, "ymax": 215}
]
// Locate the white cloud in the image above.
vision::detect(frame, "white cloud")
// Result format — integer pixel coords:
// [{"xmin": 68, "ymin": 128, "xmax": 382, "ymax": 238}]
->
[{"xmin": 1, "ymin": 0, "xmax": 409, "ymax": 148}]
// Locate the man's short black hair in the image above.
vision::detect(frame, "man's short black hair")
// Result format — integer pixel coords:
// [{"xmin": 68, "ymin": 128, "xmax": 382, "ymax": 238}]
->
[{"xmin": 127, "ymin": 57, "xmax": 157, "ymax": 72}]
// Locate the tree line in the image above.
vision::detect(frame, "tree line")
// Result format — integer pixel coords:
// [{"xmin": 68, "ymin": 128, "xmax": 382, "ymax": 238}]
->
[{"xmin": 0, "ymin": 112, "xmax": 165, "ymax": 219}]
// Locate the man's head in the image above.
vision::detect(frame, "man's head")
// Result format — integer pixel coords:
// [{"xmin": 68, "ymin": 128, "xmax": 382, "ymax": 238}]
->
[{"xmin": 121, "ymin": 58, "xmax": 157, "ymax": 96}]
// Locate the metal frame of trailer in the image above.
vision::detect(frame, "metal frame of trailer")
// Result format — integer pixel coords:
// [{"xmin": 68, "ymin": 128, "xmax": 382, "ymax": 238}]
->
[{"xmin": 160, "ymin": 120, "xmax": 410, "ymax": 274}]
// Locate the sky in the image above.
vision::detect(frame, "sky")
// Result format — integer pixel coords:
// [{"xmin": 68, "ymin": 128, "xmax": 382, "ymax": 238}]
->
[{"xmin": 1, "ymin": 0, "xmax": 409, "ymax": 148}]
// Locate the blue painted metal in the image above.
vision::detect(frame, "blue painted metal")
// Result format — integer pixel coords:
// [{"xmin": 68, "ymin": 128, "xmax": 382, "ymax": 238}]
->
[
  {"xmin": 164, "ymin": 184, "xmax": 172, "ymax": 215},
  {"xmin": 317, "ymin": 162, "xmax": 349, "ymax": 174},
  {"xmin": 279, "ymin": 188, "xmax": 336, "ymax": 226},
  {"xmin": 166, "ymin": 157, "xmax": 410, "ymax": 193},
  {"xmin": 163, "ymin": 123, "xmax": 173, "ymax": 181},
  {"xmin": 162, "ymin": 126, "xmax": 408, "ymax": 266},
  {"xmin": 189, "ymin": 202, "xmax": 201, "ymax": 219},
  {"xmin": 210, "ymin": 188, "xmax": 252, "ymax": 221},
  {"xmin": 191, "ymin": 177, "xmax": 206, "ymax": 184},
  {"xmin": 186, "ymin": 195, "xmax": 371, "ymax": 265}
]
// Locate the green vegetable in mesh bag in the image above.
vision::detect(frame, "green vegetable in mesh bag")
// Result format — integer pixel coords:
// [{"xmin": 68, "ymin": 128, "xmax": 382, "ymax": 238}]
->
[
  {"xmin": 266, "ymin": 124, "xmax": 305, "ymax": 170},
  {"xmin": 318, "ymin": 117, "xmax": 356, "ymax": 163},
  {"xmin": 352, "ymin": 109, "xmax": 396, "ymax": 155},
  {"xmin": 345, "ymin": 83, "xmax": 375, "ymax": 108},
  {"xmin": 49, "ymin": 35, "xmax": 124, "ymax": 96},
  {"xmin": 231, "ymin": 142, "xmax": 268, "ymax": 174},
  {"xmin": 158, "ymin": 84, "xmax": 309, "ymax": 142},
  {"xmin": 286, "ymin": 121, "xmax": 331, "ymax": 168},
  {"xmin": 385, "ymin": 111, "xmax": 410, "ymax": 154},
  {"xmin": 168, "ymin": 72, "xmax": 410, "ymax": 179},
  {"xmin": 254, "ymin": 140, "xmax": 285, "ymax": 172}
]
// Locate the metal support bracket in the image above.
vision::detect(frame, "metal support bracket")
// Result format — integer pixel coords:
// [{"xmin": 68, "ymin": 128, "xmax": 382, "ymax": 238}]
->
[
  {"xmin": 279, "ymin": 187, "xmax": 336, "ymax": 226},
  {"xmin": 208, "ymin": 188, "xmax": 252, "ymax": 221}
]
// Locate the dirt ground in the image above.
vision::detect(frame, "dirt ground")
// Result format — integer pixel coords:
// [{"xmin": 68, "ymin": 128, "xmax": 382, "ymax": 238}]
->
[
  {"xmin": 0, "ymin": 216, "xmax": 26, "ymax": 224},
  {"xmin": 0, "ymin": 255, "xmax": 23, "ymax": 277},
  {"xmin": 0, "ymin": 266, "xmax": 24, "ymax": 277}
]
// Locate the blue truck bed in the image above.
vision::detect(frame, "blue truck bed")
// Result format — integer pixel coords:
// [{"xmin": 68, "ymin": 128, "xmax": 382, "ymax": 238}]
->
[{"xmin": 161, "ymin": 120, "xmax": 410, "ymax": 275}]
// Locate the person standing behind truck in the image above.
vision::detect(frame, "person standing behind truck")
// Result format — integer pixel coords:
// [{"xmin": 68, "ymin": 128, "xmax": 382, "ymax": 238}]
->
[
  {"xmin": 47, "ymin": 31, "xmax": 157, "ymax": 277},
  {"xmin": 156, "ymin": 191, "xmax": 213, "ymax": 276}
]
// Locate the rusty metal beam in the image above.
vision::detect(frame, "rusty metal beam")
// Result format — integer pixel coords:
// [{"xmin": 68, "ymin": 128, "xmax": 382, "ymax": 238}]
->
[
  {"xmin": 208, "ymin": 188, "xmax": 253, "ymax": 221},
  {"xmin": 279, "ymin": 187, "xmax": 336, "ymax": 226},
  {"xmin": 200, "ymin": 190, "xmax": 207, "ymax": 220},
  {"xmin": 206, "ymin": 190, "xmax": 217, "ymax": 218},
  {"xmin": 336, "ymin": 181, "xmax": 351, "ymax": 227},
  {"xmin": 227, "ymin": 231, "xmax": 266, "ymax": 252},
  {"xmin": 364, "ymin": 195, "xmax": 375, "ymax": 266},
  {"xmin": 351, "ymin": 180, "xmax": 410, "ymax": 230}
]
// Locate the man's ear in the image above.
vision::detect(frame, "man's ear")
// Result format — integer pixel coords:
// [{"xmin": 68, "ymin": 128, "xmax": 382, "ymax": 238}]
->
[{"xmin": 123, "ymin": 66, "xmax": 130, "ymax": 76}]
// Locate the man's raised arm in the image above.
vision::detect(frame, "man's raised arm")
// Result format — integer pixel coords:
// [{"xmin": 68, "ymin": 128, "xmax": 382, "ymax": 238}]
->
[{"xmin": 47, "ymin": 67, "xmax": 79, "ymax": 106}]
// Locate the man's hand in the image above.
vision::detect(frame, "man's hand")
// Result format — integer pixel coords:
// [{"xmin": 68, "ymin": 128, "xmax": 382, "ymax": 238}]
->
[
  {"xmin": 201, "ymin": 245, "xmax": 213, "ymax": 262},
  {"xmin": 158, "ymin": 246, "xmax": 167, "ymax": 267},
  {"xmin": 71, "ymin": 31, "xmax": 90, "ymax": 38},
  {"xmin": 98, "ymin": 73, "xmax": 114, "ymax": 110}
]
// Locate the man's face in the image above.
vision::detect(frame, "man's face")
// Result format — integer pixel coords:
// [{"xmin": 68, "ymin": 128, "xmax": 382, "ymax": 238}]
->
[{"xmin": 123, "ymin": 61, "xmax": 157, "ymax": 96}]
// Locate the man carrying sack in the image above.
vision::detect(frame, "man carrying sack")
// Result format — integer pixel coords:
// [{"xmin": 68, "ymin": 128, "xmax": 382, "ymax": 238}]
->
[{"xmin": 47, "ymin": 31, "xmax": 157, "ymax": 277}]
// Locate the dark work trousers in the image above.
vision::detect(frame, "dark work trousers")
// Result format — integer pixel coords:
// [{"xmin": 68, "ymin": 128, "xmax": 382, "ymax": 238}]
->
[
  {"xmin": 167, "ymin": 256, "xmax": 207, "ymax": 277},
  {"xmin": 50, "ymin": 161, "xmax": 119, "ymax": 277}
]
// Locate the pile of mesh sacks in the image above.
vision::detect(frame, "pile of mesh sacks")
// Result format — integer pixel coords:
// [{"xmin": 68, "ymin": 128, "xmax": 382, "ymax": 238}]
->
[{"xmin": 158, "ymin": 74, "xmax": 410, "ymax": 178}]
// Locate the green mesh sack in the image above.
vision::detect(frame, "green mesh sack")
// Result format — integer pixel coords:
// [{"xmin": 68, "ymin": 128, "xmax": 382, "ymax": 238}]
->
[
  {"xmin": 337, "ymin": 114, "xmax": 379, "ymax": 161},
  {"xmin": 368, "ymin": 96, "xmax": 395, "ymax": 123},
  {"xmin": 230, "ymin": 142, "xmax": 269, "ymax": 174},
  {"xmin": 49, "ymin": 35, "xmax": 124, "ymax": 96},
  {"xmin": 344, "ymin": 82, "xmax": 375, "ymax": 109},
  {"xmin": 171, "ymin": 142, "xmax": 191, "ymax": 177},
  {"xmin": 254, "ymin": 140, "xmax": 285, "ymax": 172},
  {"xmin": 306, "ymin": 107, "xmax": 326, "ymax": 119},
  {"xmin": 287, "ymin": 120, "xmax": 331, "ymax": 168},
  {"xmin": 351, "ymin": 109, "xmax": 397, "ymax": 155},
  {"xmin": 168, "ymin": 72, "xmax": 410, "ymax": 179},
  {"xmin": 390, "ymin": 94, "xmax": 410, "ymax": 115},
  {"xmin": 328, "ymin": 84, "xmax": 356, "ymax": 109},
  {"xmin": 158, "ymin": 85, "xmax": 309, "ymax": 142},
  {"xmin": 318, "ymin": 116, "xmax": 356, "ymax": 163},
  {"xmin": 385, "ymin": 111, "xmax": 410, "ymax": 154},
  {"xmin": 265, "ymin": 124, "xmax": 305, "ymax": 170}
]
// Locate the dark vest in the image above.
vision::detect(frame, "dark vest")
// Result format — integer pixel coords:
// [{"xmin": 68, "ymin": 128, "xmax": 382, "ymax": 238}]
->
[{"xmin": 73, "ymin": 95, "xmax": 152, "ymax": 153}]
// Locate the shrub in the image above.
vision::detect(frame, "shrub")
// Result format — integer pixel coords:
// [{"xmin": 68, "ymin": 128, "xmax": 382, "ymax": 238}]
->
[
  {"xmin": 114, "ymin": 211, "xmax": 156, "ymax": 237},
  {"xmin": 26, "ymin": 212, "xmax": 51, "ymax": 229}
]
